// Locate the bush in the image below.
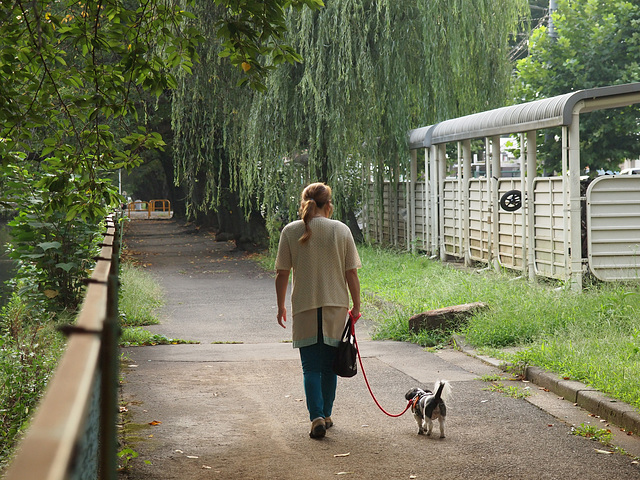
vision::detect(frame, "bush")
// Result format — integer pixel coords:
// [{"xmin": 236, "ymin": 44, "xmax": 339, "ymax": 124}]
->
[{"xmin": 0, "ymin": 294, "xmax": 66, "ymax": 467}]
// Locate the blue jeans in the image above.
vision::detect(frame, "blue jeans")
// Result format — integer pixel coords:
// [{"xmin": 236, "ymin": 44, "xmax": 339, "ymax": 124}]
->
[{"xmin": 299, "ymin": 309, "xmax": 338, "ymax": 421}]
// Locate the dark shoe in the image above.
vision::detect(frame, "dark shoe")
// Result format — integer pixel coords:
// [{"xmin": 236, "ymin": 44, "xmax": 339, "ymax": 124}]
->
[
  {"xmin": 309, "ymin": 417, "xmax": 326, "ymax": 439},
  {"xmin": 324, "ymin": 416, "xmax": 333, "ymax": 429}
]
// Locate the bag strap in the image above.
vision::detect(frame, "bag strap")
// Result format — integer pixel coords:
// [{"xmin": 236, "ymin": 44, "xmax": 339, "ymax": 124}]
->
[{"xmin": 341, "ymin": 317, "xmax": 352, "ymax": 340}]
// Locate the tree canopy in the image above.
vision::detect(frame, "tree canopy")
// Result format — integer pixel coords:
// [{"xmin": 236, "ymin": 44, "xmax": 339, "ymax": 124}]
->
[
  {"xmin": 173, "ymin": 0, "xmax": 527, "ymax": 246},
  {"xmin": 515, "ymin": 0, "xmax": 640, "ymax": 174},
  {"xmin": 0, "ymin": 0, "xmax": 321, "ymax": 308}
]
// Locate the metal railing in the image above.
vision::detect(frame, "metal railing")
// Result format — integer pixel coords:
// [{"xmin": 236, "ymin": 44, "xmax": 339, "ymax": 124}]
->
[
  {"xmin": 126, "ymin": 199, "xmax": 172, "ymax": 219},
  {"xmin": 4, "ymin": 213, "xmax": 122, "ymax": 480}
]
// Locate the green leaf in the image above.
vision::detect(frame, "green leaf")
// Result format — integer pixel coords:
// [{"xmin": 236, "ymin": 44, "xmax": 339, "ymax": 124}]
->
[
  {"xmin": 38, "ymin": 242, "xmax": 62, "ymax": 252},
  {"xmin": 56, "ymin": 262, "xmax": 77, "ymax": 272}
]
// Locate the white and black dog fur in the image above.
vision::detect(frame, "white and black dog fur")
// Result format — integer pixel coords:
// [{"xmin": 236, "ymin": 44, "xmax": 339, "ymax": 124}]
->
[{"xmin": 405, "ymin": 380, "xmax": 451, "ymax": 438}]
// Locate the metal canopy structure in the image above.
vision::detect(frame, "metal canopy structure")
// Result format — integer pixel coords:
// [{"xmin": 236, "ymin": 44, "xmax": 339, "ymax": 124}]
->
[
  {"xmin": 399, "ymin": 82, "xmax": 640, "ymax": 291},
  {"xmin": 408, "ymin": 82, "xmax": 640, "ymax": 149}
]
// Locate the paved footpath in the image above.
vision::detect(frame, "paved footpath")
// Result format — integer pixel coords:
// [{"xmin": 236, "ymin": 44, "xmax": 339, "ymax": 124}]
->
[{"xmin": 119, "ymin": 218, "xmax": 640, "ymax": 480}]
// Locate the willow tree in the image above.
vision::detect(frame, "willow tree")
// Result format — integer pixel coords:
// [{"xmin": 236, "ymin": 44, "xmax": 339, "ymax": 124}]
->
[
  {"xmin": 240, "ymin": 0, "xmax": 527, "ymax": 245},
  {"xmin": 173, "ymin": 0, "xmax": 527, "ymax": 248},
  {"xmin": 172, "ymin": 2, "xmax": 260, "ymax": 246},
  {"xmin": 172, "ymin": 1, "xmax": 322, "ymax": 248}
]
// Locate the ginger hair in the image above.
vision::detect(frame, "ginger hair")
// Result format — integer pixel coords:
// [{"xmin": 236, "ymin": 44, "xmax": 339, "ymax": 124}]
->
[{"xmin": 298, "ymin": 182, "xmax": 333, "ymax": 243}]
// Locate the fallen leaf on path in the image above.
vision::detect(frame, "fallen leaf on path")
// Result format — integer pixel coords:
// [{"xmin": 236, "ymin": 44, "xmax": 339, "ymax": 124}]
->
[
  {"xmin": 333, "ymin": 453, "xmax": 350, "ymax": 457},
  {"xmin": 410, "ymin": 476, "xmax": 417, "ymax": 479},
  {"xmin": 594, "ymin": 449, "xmax": 613, "ymax": 455},
  {"xmin": 148, "ymin": 420, "xmax": 161, "ymax": 426},
  {"xmin": 335, "ymin": 472, "xmax": 353, "ymax": 475},
  {"xmin": 119, "ymin": 406, "xmax": 128, "ymax": 413},
  {"xmin": 186, "ymin": 455, "xmax": 199, "ymax": 459},
  {"xmin": 202, "ymin": 465, "xmax": 212, "ymax": 469},
  {"xmin": 175, "ymin": 450, "xmax": 184, "ymax": 454}
]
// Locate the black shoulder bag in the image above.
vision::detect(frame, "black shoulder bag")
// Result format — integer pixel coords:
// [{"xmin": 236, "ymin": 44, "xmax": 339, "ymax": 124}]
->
[{"xmin": 332, "ymin": 317, "xmax": 358, "ymax": 377}]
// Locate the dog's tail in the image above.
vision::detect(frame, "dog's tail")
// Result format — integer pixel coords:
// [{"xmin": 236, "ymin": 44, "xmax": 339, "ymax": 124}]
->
[{"xmin": 433, "ymin": 380, "xmax": 452, "ymax": 403}]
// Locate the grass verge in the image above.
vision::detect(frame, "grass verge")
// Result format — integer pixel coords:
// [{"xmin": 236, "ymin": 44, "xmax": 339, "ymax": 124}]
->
[
  {"xmin": 119, "ymin": 263, "xmax": 164, "ymax": 327},
  {"xmin": 256, "ymin": 244, "xmax": 640, "ymax": 410},
  {"xmin": 119, "ymin": 261, "xmax": 196, "ymax": 346}
]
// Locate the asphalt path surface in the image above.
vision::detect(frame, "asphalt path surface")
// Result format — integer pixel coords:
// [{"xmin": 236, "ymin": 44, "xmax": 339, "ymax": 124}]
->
[{"xmin": 119, "ymin": 218, "xmax": 640, "ymax": 480}]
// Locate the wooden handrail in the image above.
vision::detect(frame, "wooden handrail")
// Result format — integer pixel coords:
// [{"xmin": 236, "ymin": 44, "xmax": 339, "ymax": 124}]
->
[{"xmin": 4, "ymin": 214, "xmax": 121, "ymax": 480}]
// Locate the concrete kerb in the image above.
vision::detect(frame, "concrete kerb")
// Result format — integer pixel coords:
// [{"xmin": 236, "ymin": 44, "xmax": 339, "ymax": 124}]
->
[{"xmin": 451, "ymin": 335, "xmax": 640, "ymax": 436}]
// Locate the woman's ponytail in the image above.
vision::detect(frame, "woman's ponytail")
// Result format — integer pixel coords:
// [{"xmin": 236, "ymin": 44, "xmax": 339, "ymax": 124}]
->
[{"xmin": 298, "ymin": 183, "xmax": 332, "ymax": 243}]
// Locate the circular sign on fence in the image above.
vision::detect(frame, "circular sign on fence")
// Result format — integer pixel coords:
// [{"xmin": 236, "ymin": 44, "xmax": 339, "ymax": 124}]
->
[{"xmin": 500, "ymin": 189, "xmax": 522, "ymax": 212}]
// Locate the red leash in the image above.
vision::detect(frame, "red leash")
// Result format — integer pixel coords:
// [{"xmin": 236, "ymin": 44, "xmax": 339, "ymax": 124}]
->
[{"xmin": 349, "ymin": 312, "xmax": 412, "ymax": 418}]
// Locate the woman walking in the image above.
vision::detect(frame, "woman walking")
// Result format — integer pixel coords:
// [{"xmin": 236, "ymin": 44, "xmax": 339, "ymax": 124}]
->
[{"xmin": 275, "ymin": 182, "xmax": 362, "ymax": 439}]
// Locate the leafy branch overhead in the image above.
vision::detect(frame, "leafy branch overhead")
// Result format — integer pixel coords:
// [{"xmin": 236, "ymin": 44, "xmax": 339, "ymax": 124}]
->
[
  {"xmin": 214, "ymin": 0, "xmax": 324, "ymax": 91},
  {"xmin": 0, "ymin": 0, "xmax": 324, "ymax": 309}
]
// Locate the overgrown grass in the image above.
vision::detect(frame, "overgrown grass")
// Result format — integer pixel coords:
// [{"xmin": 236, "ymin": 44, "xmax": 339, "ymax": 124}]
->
[
  {"xmin": 119, "ymin": 262, "xmax": 195, "ymax": 346},
  {"xmin": 359, "ymin": 245, "xmax": 640, "ymax": 410},
  {"xmin": 256, "ymin": 244, "xmax": 640, "ymax": 410},
  {"xmin": 119, "ymin": 263, "xmax": 164, "ymax": 327},
  {"xmin": 0, "ymin": 293, "xmax": 67, "ymax": 469},
  {"xmin": 0, "ymin": 261, "xmax": 172, "ymax": 469}
]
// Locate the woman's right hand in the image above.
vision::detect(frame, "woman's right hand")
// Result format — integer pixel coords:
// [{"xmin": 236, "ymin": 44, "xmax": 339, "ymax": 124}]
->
[{"xmin": 277, "ymin": 307, "xmax": 287, "ymax": 328}]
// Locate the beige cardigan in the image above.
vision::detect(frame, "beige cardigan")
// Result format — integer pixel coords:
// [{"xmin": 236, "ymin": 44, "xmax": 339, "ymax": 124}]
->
[{"xmin": 275, "ymin": 217, "xmax": 361, "ymax": 347}]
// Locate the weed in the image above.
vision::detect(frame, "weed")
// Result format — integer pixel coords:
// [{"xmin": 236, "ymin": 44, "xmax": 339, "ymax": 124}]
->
[
  {"xmin": 120, "ymin": 327, "xmax": 198, "ymax": 347},
  {"xmin": 571, "ymin": 423, "xmax": 613, "ymax": 445},
  {"xmin": 117, "ymin": 448, "xmax": 139, "ymax": 471},
  {"xmin": 483, "ymin": 382, "xmax": 531, "ymax": 399}
]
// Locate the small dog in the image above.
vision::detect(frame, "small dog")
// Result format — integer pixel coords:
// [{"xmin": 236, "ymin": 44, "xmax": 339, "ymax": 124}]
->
[{"xmin": 405, "ymin": 380, "xmax": 451, "ymax": 438}]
